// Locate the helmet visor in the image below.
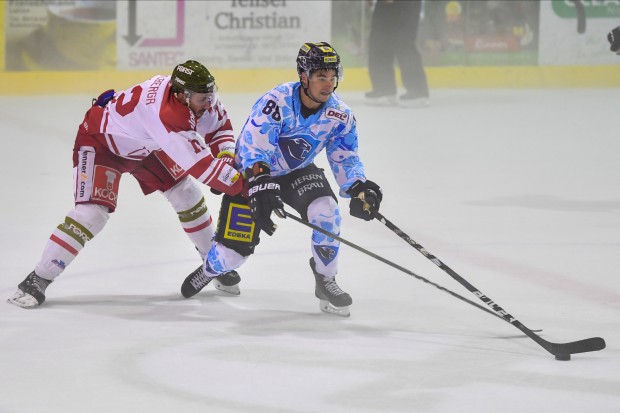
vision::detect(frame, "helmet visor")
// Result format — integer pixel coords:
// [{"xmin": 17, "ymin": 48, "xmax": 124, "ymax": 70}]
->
[
  {"xmin": 186, "ymin": 84, "xmax": 219, "ymax": 107},
  {"xmin": 299, "ymin": 56, "xmax": 343, "ymax": 81}
]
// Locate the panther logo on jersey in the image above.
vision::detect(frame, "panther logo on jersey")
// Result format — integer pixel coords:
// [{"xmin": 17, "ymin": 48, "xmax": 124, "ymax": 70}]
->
[
  {"xmin": 280, "ymin": 137, "xmax": 313, "ymax": 168},
  {"xmin": 314, "ymin": 245, "xmax": 338, "ymax": 266}
]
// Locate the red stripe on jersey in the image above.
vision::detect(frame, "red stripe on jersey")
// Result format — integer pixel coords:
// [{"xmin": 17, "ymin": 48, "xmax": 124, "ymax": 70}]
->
[
  {"xmin": 210, "ymin": 135, "xmax": 234, "ymax": 145},
  {"xmin": 204, "ymin": 119, "xmax": 233, "ymax": 143},
  {"xmin": 105, "ymin": 133, "xmax": 121, "ymax": 155},
  {"xmin": 50, "ymin": 234, "xmax": 79, "ymax": 256},
  {"xmin": 201, "ymin": 158, "xmax": 226, "ymax": 185},
  {"xmin": 186, "ymin": 155, "xmax": 214, "ymax": 181},
  {"xmin": 184, "ymin": 216, "xmax": 213, "ymax": 233},
  {"xmin": 102, "ymin": 111, "xmax": 109, "ymax": 133}
]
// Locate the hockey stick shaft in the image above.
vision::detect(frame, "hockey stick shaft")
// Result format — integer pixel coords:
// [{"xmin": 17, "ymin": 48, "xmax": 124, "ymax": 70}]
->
[
  {"xmin": 373, "ymin": 211, "xmax": 605, "ymax": 357},
  {"xmin": 283, "ymin": 211, "xmax": 516, "ymax": 325}
]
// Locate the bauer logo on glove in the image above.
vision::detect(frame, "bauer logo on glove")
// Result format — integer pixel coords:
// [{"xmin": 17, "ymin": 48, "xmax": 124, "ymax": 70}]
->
[{"xmin": 248, "ymin": 181, "xmax": 280, "ymax": 197}]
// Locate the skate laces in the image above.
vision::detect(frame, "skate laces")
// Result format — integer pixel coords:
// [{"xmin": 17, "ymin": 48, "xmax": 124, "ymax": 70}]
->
[
  {"xmin": 323, "ymin": 278, "xmax": 346, "ymax": 296},
  {"xmin": 190, "ymin": 268, "xmax": 212, "ymax": 289},
  {"xmin": 27, "ymin": 274, "xmax": 50, "ymax": 293}
]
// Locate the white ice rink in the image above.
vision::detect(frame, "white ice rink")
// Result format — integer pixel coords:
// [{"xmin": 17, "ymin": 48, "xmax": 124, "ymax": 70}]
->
[{"xmin": 0, "ymin": 88, "xmax": 618, "ymax": 413}]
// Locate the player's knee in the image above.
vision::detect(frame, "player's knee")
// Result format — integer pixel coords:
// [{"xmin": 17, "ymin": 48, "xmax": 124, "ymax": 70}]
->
[
  {"xmin": 307, "ymin": 196, "xmax": 341, "ymax": 231},
  {"xmin": 163, "ymin": 177, "xmax": 204, "ymax": 211},
  {"xmin": 68, "ymin": 203, "xmax": 110, "ymax": 236},
  {"xmin": 206, "ymin": 244, "xmax": 248, "ymax": 274}
]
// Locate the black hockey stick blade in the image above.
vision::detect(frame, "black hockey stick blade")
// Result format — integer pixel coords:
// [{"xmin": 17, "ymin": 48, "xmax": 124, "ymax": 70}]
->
[
  {"xmin": 512, "ymin": 318, "xmax": 605, "ymax": 356},
  {"xmin": 551, "ymin": 337, "xmax": 606, "ymax": 356}
]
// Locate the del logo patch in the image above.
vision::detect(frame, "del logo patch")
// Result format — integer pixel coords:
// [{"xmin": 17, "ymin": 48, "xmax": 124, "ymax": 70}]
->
[{"xmin": 325, "ymin": 108, "xmax": 348, "ymax": 123}]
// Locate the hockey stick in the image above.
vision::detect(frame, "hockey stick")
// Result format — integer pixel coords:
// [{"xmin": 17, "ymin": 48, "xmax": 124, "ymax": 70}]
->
[
  {"xmin": 373, "ymin": 211, "xmax": 606, "ymax": 360},
  {"xmin": 283, "ymin": 211, "xmax": 534, "ymax": 328}
]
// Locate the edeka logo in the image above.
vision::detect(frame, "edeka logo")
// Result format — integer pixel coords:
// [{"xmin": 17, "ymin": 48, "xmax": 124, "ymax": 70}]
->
[
  {"xmin": 552, "ymin": 0, "xmax": 620, "ymax": 18},
  {"xmin": 224, "ymin": 203, "xmax": 255, "ymax": 244}
]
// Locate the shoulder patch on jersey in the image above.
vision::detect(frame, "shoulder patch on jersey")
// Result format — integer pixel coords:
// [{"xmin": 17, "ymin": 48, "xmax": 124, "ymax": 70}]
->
[{"xmin": 325, "ymin": 108, "xmax": 348, "ymax": 123}]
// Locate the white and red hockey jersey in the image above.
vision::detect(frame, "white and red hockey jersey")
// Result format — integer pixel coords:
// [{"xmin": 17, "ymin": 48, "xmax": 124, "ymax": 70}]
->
[{"xmin": 82, "ymin": 75, "xmax": 242, "ymax": 195}]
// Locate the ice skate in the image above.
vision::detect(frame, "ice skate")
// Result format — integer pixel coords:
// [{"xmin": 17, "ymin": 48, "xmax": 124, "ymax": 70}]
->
[
  {"xmin": 310, "ymin": 258, "xmax": 352, "ymax": 317},
  {"xmin": 181, "ymin": 265, "xmax": 240, "ymax": 298},
  {"xmin": 399, "ymin": 93, "xmax": 430, "ymax": 109},
  {"xmin": 213, "ymin": 270, "xmax": 241, "ymax": 295},
  {"xmin": 7, "ymin": 271, "xmax": 53, "ymax": 308},
  {"xmin": 364, "ymin": 91, "xmax": 397, "ymax": 107}
]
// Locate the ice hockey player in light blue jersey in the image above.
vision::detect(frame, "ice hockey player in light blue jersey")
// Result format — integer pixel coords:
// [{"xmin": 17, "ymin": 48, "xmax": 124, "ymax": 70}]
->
[
  {"xmin": 236, "ymin": 80, "xmax": 364, "ymax": 187},
  {"xmin": 181, "ymin": 42, "xmax": 384, "ymax": 317}
]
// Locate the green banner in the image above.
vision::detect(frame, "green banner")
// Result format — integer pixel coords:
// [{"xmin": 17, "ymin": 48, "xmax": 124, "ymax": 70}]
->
[{"xmin": 552, "ymin": 0, "xmax": 620, "ymax": 18}]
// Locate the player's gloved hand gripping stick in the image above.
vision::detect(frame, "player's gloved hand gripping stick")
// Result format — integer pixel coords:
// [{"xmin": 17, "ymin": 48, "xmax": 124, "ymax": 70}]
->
[
  {"xmin": 346, "ymin": 180, "xmax": 382, "ymax": 221},
  {"xmin": 246, "ymin": 162, "xmax": 285, "ymax": 236}
]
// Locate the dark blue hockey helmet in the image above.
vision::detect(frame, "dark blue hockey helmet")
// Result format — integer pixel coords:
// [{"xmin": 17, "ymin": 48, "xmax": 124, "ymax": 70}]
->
[{"xmin": 296, "ymin": 42, "xmax": 343, "ymax": 81}]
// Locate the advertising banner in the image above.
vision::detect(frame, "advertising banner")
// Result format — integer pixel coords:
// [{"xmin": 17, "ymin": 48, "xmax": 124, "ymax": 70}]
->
[
  {"xmin": 3, "ymin": 1, "xmax": 618, "ymax": 72},
  {"xmin": 539, "ymin": 0, "xmax": 620, "ymax": 65},
  {"xmin": 116, "ymin": 0, "xmax": 331, "ymax": 70},
  {"xmin": 4, "ymin": 0, "xmax": 331, "ymax": 71},
  {"xmin": 417, "ymin": 0, "xmax": 540, "ymax": 66},
  {"xmin": 5, "ymin": 0, "xmax": 116, "ymax": 70}
]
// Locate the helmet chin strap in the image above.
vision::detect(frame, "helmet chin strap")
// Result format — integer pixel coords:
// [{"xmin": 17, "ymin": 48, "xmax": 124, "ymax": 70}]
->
[{"xmin": 301, "ymin": 82, "xmax": 324, "ymax": 105}]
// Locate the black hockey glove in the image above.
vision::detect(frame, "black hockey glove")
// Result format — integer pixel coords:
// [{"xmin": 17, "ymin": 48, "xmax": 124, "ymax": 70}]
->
[
  {"xmin": 346, "ymin": 179, "xmax": 383, "ymax": 221},
  {"xmin": 247, "ymin": 162, "xmax": 285, "ymax": 236},
  {"xmin": 608, "ymin": 26, "xmax": 620, "ymax": 54}
]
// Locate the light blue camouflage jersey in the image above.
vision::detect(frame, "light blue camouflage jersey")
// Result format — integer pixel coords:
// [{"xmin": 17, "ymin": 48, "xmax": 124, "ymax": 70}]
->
[
  {"xmin": 206, "ymin": 82, "xmax": 368, "ymax": 277},
  {"xmin": 235, "ymin": 82, "xmax": 366, "ymax": 196}
]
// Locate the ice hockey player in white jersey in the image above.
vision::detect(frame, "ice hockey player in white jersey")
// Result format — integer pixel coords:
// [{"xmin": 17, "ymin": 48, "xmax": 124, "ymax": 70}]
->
[
  {"xmin": 8, "ymin": 60, "xmax": 243, "ymax": 308},
  {"xmin": 181, "ymin": 42, "xmax": 383, "ymax": 317}
]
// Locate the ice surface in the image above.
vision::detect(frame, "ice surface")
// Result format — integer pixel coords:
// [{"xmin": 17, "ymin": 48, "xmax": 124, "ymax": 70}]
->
[{"xmin": 0, "ymin": 89, "xmax": 618, "ymax": 413}]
